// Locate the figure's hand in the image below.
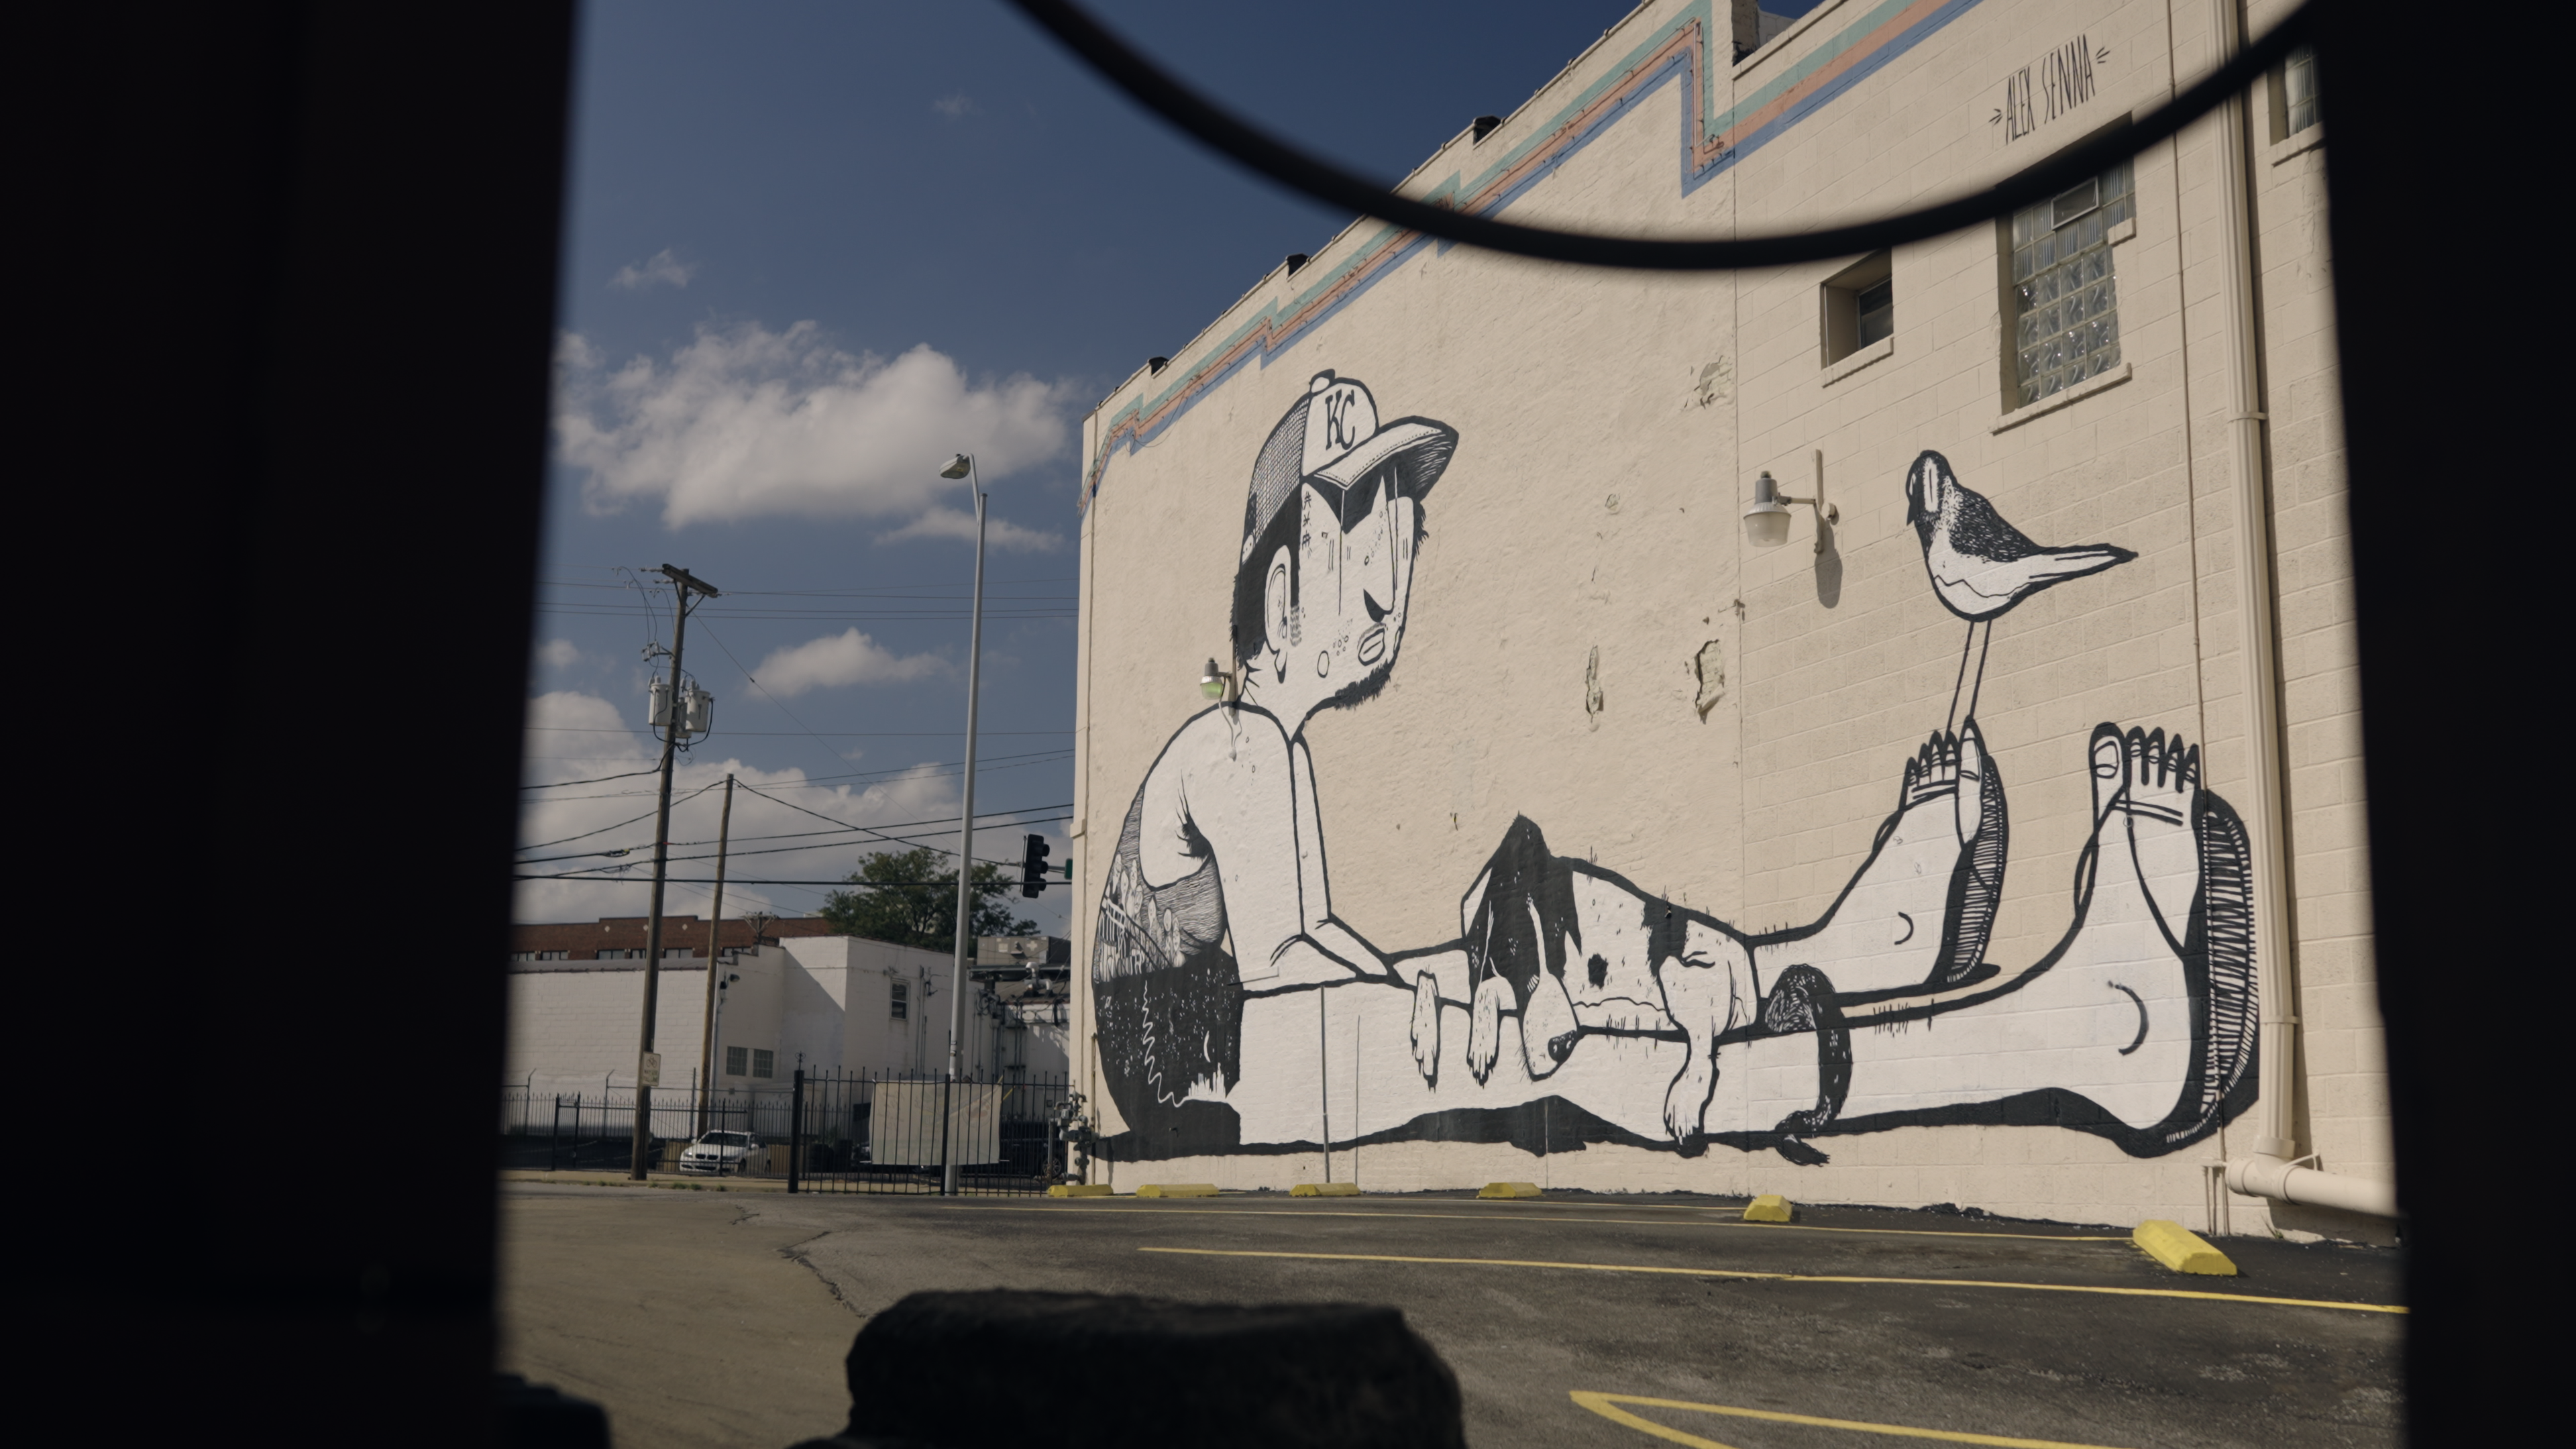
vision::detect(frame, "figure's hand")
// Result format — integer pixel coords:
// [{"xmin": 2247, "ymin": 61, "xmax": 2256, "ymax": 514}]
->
[{"xmin": 1410, "ymin": 972, "xmax": 1442, "ymax": 1085}]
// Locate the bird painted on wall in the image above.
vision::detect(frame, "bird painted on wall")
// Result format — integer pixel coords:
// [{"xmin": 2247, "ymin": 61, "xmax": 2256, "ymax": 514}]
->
[{"xmin": 1904, "ymin": 449, "xmax": 2136, "ymax": 733}]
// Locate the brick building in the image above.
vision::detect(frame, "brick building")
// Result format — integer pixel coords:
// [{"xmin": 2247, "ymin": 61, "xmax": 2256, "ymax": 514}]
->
[{"xmin": 509, "ymin": 914, "xmax": 843, "ymax": 963}]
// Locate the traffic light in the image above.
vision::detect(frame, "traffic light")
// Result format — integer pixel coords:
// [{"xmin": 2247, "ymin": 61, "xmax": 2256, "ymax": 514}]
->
[{"xmin": 1020, "ymin": 833, "xmax": 1051, "ymax": 898}]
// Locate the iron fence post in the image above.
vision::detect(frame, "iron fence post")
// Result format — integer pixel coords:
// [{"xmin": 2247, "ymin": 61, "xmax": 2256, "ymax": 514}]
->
[
  {"xmin": 788, "ymin": 1068, "xmax": 804, "ymax": 1194},
  {"xmin": 549, "ymin": 1095, "xmax": 559, "ymax": 1172}
]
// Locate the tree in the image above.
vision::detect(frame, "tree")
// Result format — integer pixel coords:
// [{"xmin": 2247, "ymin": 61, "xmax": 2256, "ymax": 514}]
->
[{"xmin": 819, "ymin": 847, "xmax": 1038, "ymax": 951}]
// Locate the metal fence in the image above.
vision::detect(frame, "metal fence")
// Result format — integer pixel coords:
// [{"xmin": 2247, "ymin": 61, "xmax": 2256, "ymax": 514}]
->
[
  {"xmin": 788, "ymin": 1069, "xmax": 1072, "ymax": 1195},
  {"xmin": 495, "ymin": 1072, "xmax": 1072, "ymax": 1192},
  {"xmin": 498, "ymin": 1086, "xmax": 793, "ymax": 1173}
]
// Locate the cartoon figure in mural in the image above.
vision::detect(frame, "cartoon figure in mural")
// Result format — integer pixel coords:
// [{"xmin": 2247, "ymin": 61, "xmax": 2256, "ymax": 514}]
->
[
  {"xmin": 1091, "ymin": 374, "xmax": 2255, "ymax": 1167},
  {"xmin": 1091, "ymin": 370, "xmax": 1455, "ymax": 1142}
]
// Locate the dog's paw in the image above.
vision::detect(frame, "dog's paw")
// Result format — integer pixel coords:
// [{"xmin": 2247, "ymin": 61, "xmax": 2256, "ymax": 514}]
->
[
  {"xmin": 1662, "ymin": 1062, "xmax": 1715, "ymax": 1147},
  {"xmin": 1466, "ymin": 975, "xmax": 1509, "ymax": 1084},
  {"xmin": 1410, "ymin": 973, "xmax": 1442, "ymax": 1086}
]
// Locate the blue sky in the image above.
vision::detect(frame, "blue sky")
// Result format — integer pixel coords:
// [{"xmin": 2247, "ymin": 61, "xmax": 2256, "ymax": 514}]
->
[{"xmin": 519, "ymin": 0, "xmax": 1768, "ymax": 933}]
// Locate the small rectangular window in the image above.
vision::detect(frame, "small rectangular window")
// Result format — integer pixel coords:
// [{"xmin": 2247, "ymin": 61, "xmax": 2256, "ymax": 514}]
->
[
  {"xmin": 1819, "ymin": 250, "xmax": 1894, "ymax": 366},
  {"xmin": 751, "ymin": 1049, "xmax": 775, "ymax": 1079},
  {"xmin": 2274, "ymin": 45, "xmax": 2319, "ymax": 140},
  {"xmin": 890, "ymin": 981, "xmax": 910, "ymax": 1020},
  {"xmin": 537, "ymin": 950, "xmax": 568, "ymax": 961},
  {"xmin": 2006, "ymin": 159, "xmax": 2133, "ymax": 407},
  {"xmin": 725, "ymin": 1045, "xmax": 749, "ymax": 1077},
  {"xmin": 510, "ymin": 951, "xmax": 534, "ymax": 961}
]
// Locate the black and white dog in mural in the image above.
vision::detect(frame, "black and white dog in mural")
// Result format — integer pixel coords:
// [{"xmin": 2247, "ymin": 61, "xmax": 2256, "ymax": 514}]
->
[{"xmin": 1444, "ymin": 716, "xmax": 2009, "ymax": 1155}]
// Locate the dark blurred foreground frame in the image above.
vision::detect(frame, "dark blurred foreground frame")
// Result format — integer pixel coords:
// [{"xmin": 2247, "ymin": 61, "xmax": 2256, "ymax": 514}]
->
[
  {"xmin": 795, "ymin": 1292, "xmax": 1466, "ymax": 1449},
  {"xmin": 21, "ymin": 1, "xmax": 2533, "ymax": 1440},
  {"xmin": 34, "ymin": 4, "xmax": 572, "ymax": 1443}
]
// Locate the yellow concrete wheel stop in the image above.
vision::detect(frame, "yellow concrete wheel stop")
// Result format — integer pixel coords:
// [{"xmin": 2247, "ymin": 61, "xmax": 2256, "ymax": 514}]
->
[
  {"xmin": 1742, "ymin": 1194, "xmax": 1794, "ymax": 1222},
  {"xmin": 1045, "ymin": 1184, "xmax": 1115, "ymax": 1197},
  {"xmin": 1291, "ymin": 1183, "xmax": 1360, "ymax": 1197},
  {"xmin": 2133, "ymin": 1219, "xmax": 2237, "ymax": 1275},
  {"xmin": 1136, "ymin": 1183, "xmax": 1220, "ymax": 1198},
  {"xmin": 1478, "ymin": 1182, "xmax": 1543, "ymax": 1199}
]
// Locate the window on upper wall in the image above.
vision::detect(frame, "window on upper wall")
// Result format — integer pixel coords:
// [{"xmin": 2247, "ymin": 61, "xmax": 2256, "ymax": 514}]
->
[
  {"xmin": 725, "ymin": 1045, "xmax": 749, "ymax": 1077},
  {"xmin": 2006, "ymin": 160, "xmax": 2133, "ymax": 407},
  {"xmin": 751, "ymin": 1049, "xmax": 775, "ymax": 1079},
  {"xmin": 1821, "ymin": 251, "xmax": 1894, "ymax": 366},
  {"xmin": 2271, "ymin": 44, "xmax": 2319, "ymax": 140},
  {"xmin": 890, "ymin": 981, "xmax": 910, "ymax": 1020}
]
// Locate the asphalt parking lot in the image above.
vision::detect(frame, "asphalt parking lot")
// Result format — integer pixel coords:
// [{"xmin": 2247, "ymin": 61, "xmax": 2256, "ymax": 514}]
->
[{"xmin": 498, "ymin": 1182, "xmax": 2402, "ymax": 1449}]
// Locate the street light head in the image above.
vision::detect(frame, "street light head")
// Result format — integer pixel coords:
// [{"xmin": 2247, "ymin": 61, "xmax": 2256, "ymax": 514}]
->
[
  {"xmin": 938, "ymin": 453, "xmax": 973, "ymax": 480},
  {"xmin": 1742, "ymin": 471, "xmax": 1792, "ymax": 549}
]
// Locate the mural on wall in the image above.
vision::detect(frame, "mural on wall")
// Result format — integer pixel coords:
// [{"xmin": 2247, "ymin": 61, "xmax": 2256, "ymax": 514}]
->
[{"xmin": 1091, "ymin": 375, "xmax": 2255, "ymax": 1167}]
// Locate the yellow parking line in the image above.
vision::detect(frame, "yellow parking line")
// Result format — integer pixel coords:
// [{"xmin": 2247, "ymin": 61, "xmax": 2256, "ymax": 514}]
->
[
  {"xmin": 943, "ymin": 1202, "xmax": 2127, "ymax": 1243},
  {"xmin": 1135, "ymin": 1247, "xmax": 2406, "ymax": 1313},
  {"xmin": 1570, "ymin": 1391, "xmax": 2131, "ymax": 1448}
]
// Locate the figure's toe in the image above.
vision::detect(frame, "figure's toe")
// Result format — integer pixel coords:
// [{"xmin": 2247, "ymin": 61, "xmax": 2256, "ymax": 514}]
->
[
  {"xmin": 1955, "ymin": 720, "xmax": 1988, "ymax": 845},
  {"xmin": 2088, "ymin": 722, "xmax": 2128, "ymax": 822}
]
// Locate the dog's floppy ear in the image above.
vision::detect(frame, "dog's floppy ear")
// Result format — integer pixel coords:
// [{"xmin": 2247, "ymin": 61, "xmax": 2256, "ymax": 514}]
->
[{"xmin": 1466, "ymin": 816, "xmax": 1582, "ymax": 995}]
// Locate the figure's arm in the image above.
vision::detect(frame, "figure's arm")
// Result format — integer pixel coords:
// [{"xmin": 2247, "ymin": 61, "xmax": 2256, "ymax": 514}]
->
[
  {"xmin": 1283, "ymin": 738, "xmax": 1398, "ymax": 981},
  {"xmin": 1174, "ymin": 714, "xmax": 1371, "ymax": 989}
]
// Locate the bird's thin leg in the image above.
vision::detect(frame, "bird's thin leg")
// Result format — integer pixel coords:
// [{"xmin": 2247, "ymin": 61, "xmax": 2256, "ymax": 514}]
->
[
  {"xmin": 1945, "ymin": 623, "xmax": 1978, "ymax": 737},
  {"xmin": 1960, "ymin": 620, "xmax": 1994, "ymax": 729}
]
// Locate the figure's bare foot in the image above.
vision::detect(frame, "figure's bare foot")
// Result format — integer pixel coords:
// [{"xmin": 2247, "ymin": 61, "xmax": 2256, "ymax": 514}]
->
[
  {"xmin": 1757, "ymin": 721, "xmax": 2005, "ymax": 994},
  {"xmin": 1410, "ymin": 971, "xmax": 1442, "ymax": 1085},
  {"xmin": 2029, "ymin": 724, "xmax": 2237, "ymax": 1133}
]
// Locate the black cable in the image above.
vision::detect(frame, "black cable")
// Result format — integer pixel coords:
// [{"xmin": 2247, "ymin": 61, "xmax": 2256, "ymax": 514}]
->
[
  {"xmin": 1004, "ymin": 0, "xmax": 2314, "ymax": 271},
  {"xmin": 521, "ymin": 765, "xmax": 662, "ymax": 790}
]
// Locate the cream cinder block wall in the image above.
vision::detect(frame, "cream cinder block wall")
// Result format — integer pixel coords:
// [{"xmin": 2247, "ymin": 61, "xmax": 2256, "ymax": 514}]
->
[{"xmin": 1067, "ymin": 0, "xmax": 2377, "ymax": 1232}]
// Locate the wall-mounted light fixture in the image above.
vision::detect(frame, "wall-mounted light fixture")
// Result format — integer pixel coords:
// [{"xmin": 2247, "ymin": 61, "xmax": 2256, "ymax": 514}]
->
[
  {"xmin": 1741, "ymin": 453, "xmax": 1839, "ymax": 553},
  {"xmin": 1199, "ymin": 657, "xmax": 1235, "ymax": 702}
]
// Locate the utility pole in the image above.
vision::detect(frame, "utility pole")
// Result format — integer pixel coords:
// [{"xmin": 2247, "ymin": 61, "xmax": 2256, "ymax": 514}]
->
[
  {"xmin": 937, "ymin": 452, "xmax": 987, "ymax": 1195},
  {"xmin": 694, "ymin": 772, "xmax": 735, "ymax": 1137},
  {"xmin": 631, "ymin": 563, "xmax": 719, "ymax": 1181}
]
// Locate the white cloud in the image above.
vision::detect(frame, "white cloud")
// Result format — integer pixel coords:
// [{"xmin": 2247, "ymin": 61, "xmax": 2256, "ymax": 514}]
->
[
  {"xmin": 751, "ymin": 629, "xmax": 947, "ymax": 697},
  {"xmin": 513, "ymin": 690, "xmax": 969, "ymax": 926},
  {"xmin": 932, "ymin": 93, "xmax": 976, "ymax": 118},
  {"xmin": 537, "ymin": 638, "xmax": 582, "ymax": 667},
  {"xmin": 554, "ymin": 323, "xmax": 1072, "ymax": 528},
  {"xmin": 876, "ymin": 506, "xmax": 1063, "ymax": 552},
  {"xmin": 609, "ymin": 248, "xmax": 695, "ymax": 290}
]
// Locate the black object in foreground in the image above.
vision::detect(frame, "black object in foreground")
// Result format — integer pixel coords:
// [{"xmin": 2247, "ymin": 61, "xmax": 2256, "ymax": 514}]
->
[
  {"xmin": 790, "ymin": 1291, "xmax": 1467, "ymax": 1449},
  {"xmin": 496, "ymin": 1374, "xmax": 610, "ymax": 1449}
]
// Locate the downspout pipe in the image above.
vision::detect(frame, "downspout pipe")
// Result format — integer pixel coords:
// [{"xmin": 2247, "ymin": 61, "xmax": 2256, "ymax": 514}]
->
[{"xmin": 2204, "ymin": 0, "xmax": 2392, "ymax": 1222}]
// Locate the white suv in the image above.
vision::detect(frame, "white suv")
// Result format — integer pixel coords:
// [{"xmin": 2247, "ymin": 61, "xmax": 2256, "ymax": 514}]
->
[{"xmin": 676, "ymin": 1130, "xmax": 764, "ymax": 1176}]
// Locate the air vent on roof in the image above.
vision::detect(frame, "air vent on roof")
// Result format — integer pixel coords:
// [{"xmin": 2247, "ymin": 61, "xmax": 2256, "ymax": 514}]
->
[
  {"xmin": 1472, "ymin": 115, "xmax": 1503, "ymax": 143},
  {"xmin": 1148, "ymin": 356, "xmax": 1169, "ymax": 375}
]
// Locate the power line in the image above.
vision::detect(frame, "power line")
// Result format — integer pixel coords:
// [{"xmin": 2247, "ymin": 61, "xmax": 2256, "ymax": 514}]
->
[
  {"xmin": 519, "ymin": 812, "xmax": 1072, "ymax": 868},
  {"xmin": 521, "ymin": 766, "xmax": 663, "ymax": 790}
]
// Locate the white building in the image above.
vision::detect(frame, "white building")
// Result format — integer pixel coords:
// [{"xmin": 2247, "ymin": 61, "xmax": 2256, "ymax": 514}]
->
[
  {"xmin": 504, "ymin": 933, "xmax": 1070, "ymax": 1110},
  {"xmin": 1065, "ymin": 0, "xmax": 2380, "ymax": 1237}
]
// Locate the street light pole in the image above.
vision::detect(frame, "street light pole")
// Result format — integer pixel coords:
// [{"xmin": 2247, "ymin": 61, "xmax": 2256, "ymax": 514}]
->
[
  {"xmin": 938, "ymin": 453, "xmax": 987, "ymax": 1195},
  {"xmin": 631, "ymin": 563, "xmax": 719, "ymax": 1181},
  {"xmin": 695, "ymin": 771, "xmax": 735, "ymax": 1138}
]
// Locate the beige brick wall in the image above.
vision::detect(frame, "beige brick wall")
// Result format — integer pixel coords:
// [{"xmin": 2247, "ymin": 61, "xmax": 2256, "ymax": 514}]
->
[{"xmin": 1067, "ymin": 0, "xmax": 2376, "ymax": 1234}]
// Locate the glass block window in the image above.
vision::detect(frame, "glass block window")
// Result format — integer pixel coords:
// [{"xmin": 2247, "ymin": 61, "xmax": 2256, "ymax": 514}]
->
[
  {"xmin": 751, "ymin": 1049, "xmax": 775, "ymax": 1079},
  {"xmin": 725, "ymin": 1045, "xmax": 749, "ymax": 1077},
  {"xmin": 2009, "ymin": 160, "xmax": 2133, "ymax": 407}
]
